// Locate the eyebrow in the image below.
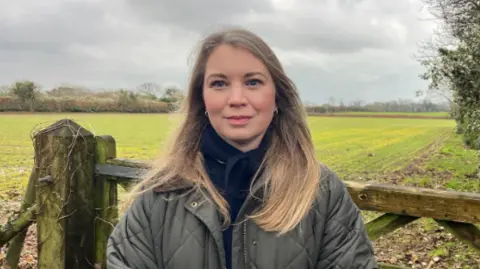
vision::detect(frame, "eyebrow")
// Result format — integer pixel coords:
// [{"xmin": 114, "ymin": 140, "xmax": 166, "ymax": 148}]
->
[
  {"xmin": 245, "ymin": 72, "xmax": 267, "ymax": 79},
  {"xmin": 206, "ymin": 72, "xmax": 267, "ymax": 80}
]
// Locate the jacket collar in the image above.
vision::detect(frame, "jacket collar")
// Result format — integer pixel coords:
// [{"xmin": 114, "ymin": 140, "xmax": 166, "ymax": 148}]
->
[{"xmin": 200, "ymin": 124, "xmax": 269, "ymax": 166}]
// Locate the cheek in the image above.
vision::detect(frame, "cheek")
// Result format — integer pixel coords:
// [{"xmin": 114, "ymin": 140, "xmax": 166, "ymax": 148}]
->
[
  {"xmin": 203, "ymin": 91, "xmax": 225, "ymax": 113},
  {"xmin": 252, "ymin": 89, "xmax": 276, "ymax": 113}
]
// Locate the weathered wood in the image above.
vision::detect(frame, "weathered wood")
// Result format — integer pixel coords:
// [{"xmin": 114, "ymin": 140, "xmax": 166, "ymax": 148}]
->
[
  {"xmin": 34, "ymin": 119, "xmax": 96, "ymax": 269},
  {"xmin": 98, "ymin": 159, "xmax": 480, "ymax": 222},
  {"xmin": 366, "ymin": 213, "xmax": 419, "ymax": 241},
  {"xmin": 106, "ymin": 158, "xmax": 151, "ymax": 169},
  {"xmin": 94, "ymin": 135, "xmax": 118, "ymax": 269},
  {"xmin": 435, "ymin": 220, "xmax": 480, "ymax": 252},
  {"xmin": 345, "ymin": 180, "xmax": 480, "ymax": 223},
  {"xmin": 95, "ymin": 164, "xmax": 480, "ymax": 223},
  {"xmin": 6, "ymin": 167, "xmax": 37, "ymax": 269},
  {"xmin": 0, "ymin": 205, "xmax": 36, "ymax": 248},
  {"xmin": 95, "ymin": 164, "xmax": 147, "ymax": 182},
  {"xmin": 378, "ymin": 262, "xmax": 411, "ymax": 269}
]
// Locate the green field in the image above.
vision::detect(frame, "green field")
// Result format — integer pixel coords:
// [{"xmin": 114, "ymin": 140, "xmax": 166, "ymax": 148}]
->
[
  {"xmin": 0, "ymin": 113, "xmax": 479, "ymax": 268},
  {"xmin": 332, "ymin": 111, "xmax": 450, "ymax": 117},
  {"xmin": 0, "ymin": 113, "xmax": 477, "ymax": 195}
]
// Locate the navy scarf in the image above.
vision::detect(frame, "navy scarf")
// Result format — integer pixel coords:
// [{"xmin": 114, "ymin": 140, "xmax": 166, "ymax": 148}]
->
[{"xmin": 199, "ymin": 124, "xmax": 269, "ymax": 269}]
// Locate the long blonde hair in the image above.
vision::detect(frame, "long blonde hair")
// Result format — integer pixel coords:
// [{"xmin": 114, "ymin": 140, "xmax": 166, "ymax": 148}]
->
[{"xmin": 124, "ymin": 27, "xmax": 321, "ymax": 235}]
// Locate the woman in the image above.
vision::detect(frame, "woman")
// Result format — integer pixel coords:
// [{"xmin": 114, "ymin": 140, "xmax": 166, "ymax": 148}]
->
[{"xmin": 107, "ymin": 27, "xmax": 378, "ymax": 269}]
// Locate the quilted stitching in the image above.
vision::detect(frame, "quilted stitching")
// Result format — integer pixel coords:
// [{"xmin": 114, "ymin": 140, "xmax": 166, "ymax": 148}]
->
[
  {"xmin": 247, "ymin": 220, "xmax": 317, "ymax": 269},
  {"xmin": 282, "ymin": 231, "xmax": 315, "ymax": 268},
  {"xmin": 107, "ymin": 166, "xmax": 377, "ymax": 269},
  {"xmin": 164, "ymin": 214, "xmax": 205, "ymax": 268}
]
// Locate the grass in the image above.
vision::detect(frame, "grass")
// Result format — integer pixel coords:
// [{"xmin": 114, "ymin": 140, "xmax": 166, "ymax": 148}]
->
[
  {"xmin": 0, "ymin": 113, "xmax": 178, "ymax": 195},
  {"xmin": 0, "ymin": 112, "xmax": 477, "ymax": 195},
  {"xmin": 332, "ymin": 111, "xmax": 450, "ymax": 117}
]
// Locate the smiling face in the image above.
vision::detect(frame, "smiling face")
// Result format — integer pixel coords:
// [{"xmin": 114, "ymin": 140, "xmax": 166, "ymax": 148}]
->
[{"xmin": 202, "ymin": 44, "xmax": 277, "ymax": 152}]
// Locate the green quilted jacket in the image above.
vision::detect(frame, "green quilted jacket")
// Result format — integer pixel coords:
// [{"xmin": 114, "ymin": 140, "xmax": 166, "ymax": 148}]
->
[{"xmin": 106, "ymin": 166, "xmax": 378, "ymax": 269}]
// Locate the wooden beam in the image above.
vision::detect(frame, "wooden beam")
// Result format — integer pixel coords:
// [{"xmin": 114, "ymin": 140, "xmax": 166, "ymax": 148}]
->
[
  {"xmin": 435, "ymin": 220, "xmax": 480, "ymax": 252},
  {"xmin": 0, "ymin": 205, "xmax": 36, "ymax": 248},
  {"xmin": 95, "ymin": 164, "xmax": 147, "ymax": 182},
  {"xmin": 94, "ymin": 135, "xmax": 119, "ymax": 269},
  {"xmin": 366, "ymin": 213, "xmax": 419, "ymax": 241},
  {"xmin": 97, "ymin": 158, "xmax": 480, "ymax": 224},
  {"xmin": 6, "ymin": 167, "xmax": 37, "ymax": 269},
  {"xmin": 378, "ymin": 263, "xmax": 411, "ymax": 269},
  {"xmin": 106, "ymin": 158, "xmax": 151, "ymax": 169},
  {"xmin": 345, "ymin": 180, "xmax": 480, "ymax": 224}
]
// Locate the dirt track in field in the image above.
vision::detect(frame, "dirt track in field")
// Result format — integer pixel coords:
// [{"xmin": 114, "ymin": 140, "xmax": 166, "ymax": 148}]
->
[{"xmin": 309, "ymin": 113, "xmax": 450, "ymax": 120}]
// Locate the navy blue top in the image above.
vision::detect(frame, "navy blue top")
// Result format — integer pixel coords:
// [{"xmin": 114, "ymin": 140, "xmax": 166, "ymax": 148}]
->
[{"xmin": 199, "ymin": 124, "xmax": 269, "ymax": 269}]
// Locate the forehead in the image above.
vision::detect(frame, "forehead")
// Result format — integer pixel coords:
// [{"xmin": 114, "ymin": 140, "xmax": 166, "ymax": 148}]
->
[{"xmin": 204, "ymin": 44, "xmax": 268, "ymax": 75}]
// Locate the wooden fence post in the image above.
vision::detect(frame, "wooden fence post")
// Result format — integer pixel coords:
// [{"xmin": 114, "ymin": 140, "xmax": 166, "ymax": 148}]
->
[
  {"xmin": 34, "ymin": 119, "xmax": 96, "ymax": 269},
  {"xmin": 94, "ymin": 135, "xmax": 118, "ymax": 268}
]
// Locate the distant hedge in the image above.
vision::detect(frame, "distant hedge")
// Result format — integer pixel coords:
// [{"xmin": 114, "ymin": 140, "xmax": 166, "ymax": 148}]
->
[{"xmin": 0, "ymin": 96, "xmax": 171, "ymax": 113}]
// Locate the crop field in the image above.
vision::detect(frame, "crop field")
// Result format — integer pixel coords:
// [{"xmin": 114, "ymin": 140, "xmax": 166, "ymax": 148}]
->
[
  {"xmin": 0, "ymin": 113, "xmax": 479, "ymax": 268},
  {"xmin": 331, "ymin": 111, "xmax": 450, "ymax": 117},
  {"xmin": 0, "ymin": 113, "xmax": 475, "ymax": 193}
]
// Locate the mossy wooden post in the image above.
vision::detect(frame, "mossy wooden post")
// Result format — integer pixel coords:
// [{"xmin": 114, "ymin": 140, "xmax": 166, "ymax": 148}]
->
[
  {"xmin": 94, "ymin": 135, "xmax": 118, "ymax": 268},
  {"xmin": 34, "ymin": 119, "xmax": 97, "ymax": 269}
]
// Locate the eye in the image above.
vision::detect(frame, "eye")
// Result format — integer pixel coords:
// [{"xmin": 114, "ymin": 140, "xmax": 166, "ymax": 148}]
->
[
  {"xmin": 245, "ymin": 79, "xmax": 263, "ymax": 87},
  {"xmin": 210, "ymin": 80, "xmax": 227, "ymax": 88}
]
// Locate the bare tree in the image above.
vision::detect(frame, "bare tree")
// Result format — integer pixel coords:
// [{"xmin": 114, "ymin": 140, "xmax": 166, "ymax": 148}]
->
[{"xmin": 137, "ymin": 82, "xmax": 163, "ymax": 100}]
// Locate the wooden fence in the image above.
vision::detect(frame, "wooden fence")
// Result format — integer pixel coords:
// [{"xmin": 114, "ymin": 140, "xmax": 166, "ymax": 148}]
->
[{"xmin": 0, "ymin": 119, "xmax": 478, "ymax": 269}]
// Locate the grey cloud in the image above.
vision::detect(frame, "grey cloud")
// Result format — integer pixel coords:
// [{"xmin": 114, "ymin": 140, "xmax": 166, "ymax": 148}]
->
[
  {"xmin": 0, "ymin": 0, "xmax": 191, "ymax": 88},
  {"xmin": 0, "ymin": 0, "xmax": 435, "ymax": 103},
  {"xmin": 0, "ymin": 2, "xmax": 107, "ymax": 53},
  {"xmin": 126, "ymin": 0, "xmax": 431, "ymax": 54},
  {"xmin": 247, "ymin": 16, "xmax": 394, "ymax": 53},
  {"xmin": 126, "ymin": 0, "xmax": 274, "ymax": 32},
  {"xmin": 247, "ymin": 0, "xmax": 433, "ymax": 53}
]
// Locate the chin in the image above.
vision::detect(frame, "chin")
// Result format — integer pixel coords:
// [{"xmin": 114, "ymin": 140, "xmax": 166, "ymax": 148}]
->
[
  {"xmin": 223, "ymin": 128, "xmax": 262, "ymax": 144},
  {"xmin": 224, "ymin": 133, "xmax": 255, "ymax": 143}
]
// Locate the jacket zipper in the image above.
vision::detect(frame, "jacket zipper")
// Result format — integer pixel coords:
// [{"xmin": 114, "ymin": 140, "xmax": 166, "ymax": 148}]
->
[
  {"xmin": 205, "ymin": 234, "xmax": 210, "ymax": 268},
  {"xmin": 243, "ymin": 222, "xmax": 248, "ymax": 269}
]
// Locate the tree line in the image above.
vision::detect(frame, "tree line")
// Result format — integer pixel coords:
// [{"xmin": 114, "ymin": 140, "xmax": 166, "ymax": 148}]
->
[
  {"xmin": 0, "ymin": 80, "xmax": 450, "ymax": 115},
  {"xmin": 0, "ymin": 81, "xmax": 184, "ymax": 113},
  {"xmin": 304, "ymin": 98, "xmax": 449, "ymax": 114}
]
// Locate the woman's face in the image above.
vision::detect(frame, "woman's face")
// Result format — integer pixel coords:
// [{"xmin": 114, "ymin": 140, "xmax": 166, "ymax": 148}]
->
[{"xmin": 202, "ymin": 44, "xmax": 276, "ymax": 152}]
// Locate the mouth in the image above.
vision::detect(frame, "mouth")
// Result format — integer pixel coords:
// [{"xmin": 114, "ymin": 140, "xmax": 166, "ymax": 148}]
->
[{"xmin": 225, "ymin": 115, "xmax": 252, "ymax": 125}]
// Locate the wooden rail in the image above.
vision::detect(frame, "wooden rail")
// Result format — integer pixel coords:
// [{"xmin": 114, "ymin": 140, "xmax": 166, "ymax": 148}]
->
[
  {"xmin": 0, "ymin": 119, "xmax": 478, "ymax": 269},
  {"xmin": 99, "ymin": 158, "xmax": 480, "ymax": 224}
]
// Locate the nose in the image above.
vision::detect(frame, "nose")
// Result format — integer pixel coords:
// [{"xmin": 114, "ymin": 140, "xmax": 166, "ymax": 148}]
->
[{"xmin": 227, "ymin": 82, "xmax": 247, "ymax": 107}]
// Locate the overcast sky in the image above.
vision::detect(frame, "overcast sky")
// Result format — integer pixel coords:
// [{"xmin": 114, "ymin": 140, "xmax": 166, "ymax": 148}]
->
[{"xmin": 0, "ymin": 0, "xmax": 438, "ymax": 104}]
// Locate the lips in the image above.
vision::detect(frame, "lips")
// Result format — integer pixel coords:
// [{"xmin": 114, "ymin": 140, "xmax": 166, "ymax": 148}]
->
[
  {"xmin": 226, "ymin": 115, "xmax": 252, "ymax": 120},
  {"xmin": 225, "ymin": 115, "xmax": 252, "ymax": 125}
]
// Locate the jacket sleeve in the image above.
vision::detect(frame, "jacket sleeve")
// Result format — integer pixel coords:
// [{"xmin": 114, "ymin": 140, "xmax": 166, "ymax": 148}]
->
[
  {"xmin": 316, "ymin": 170, "xmax": 378, "ymax": 269},
  {"xmin": 106, "ymin": 190, "xmax": 160, "ymax": 269}
]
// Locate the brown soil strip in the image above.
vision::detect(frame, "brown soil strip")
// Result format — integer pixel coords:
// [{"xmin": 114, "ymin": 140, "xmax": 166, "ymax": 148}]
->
[
  {"xmin": 343, "ymin": 131, "xmax": 452, "ymax": 186},
  {"xmin": 385, "ymin": 131, "xmax": 452, "ymax": 186},
  {"xmin": 360, "ymin": 131, "xmax": 479, "ymax": 268},
  {"xmin": 310, "ymin": 113, "xmax": 450, "ymax": 120}
]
